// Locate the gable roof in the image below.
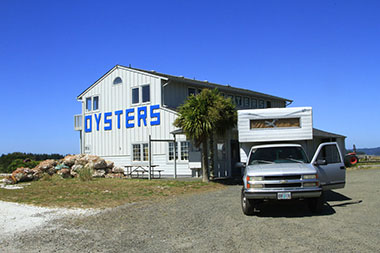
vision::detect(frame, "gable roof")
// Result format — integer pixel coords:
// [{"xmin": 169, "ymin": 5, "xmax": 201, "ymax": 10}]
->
[{"xmin": 77, "ymin": 65, "xmax": 292, "ymax": 103}]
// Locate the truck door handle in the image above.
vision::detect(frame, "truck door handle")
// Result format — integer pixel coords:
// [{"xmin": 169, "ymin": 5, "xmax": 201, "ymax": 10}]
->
[{"xmin": 340, "ymin": 166, "xmax": 346, "ymax": 170}]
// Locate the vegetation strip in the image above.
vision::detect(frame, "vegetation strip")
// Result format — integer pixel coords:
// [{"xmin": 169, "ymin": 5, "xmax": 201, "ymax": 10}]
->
[{"xmin": 0, "ymin": 175, "xmax": 224, "ymax": 208}]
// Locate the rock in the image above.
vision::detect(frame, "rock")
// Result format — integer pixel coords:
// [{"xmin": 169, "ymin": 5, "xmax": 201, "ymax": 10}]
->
[
  {"xmin": 70, "ymin": 170, "xmax": 78, "ymax": 177},
  {"xmin": 93, "ymin": 159, "xmax": 107, "ymax": 170},
  {"xmin": 58, "ymin": 168, "xmax": 72, "ymax": 178},
  {"xmin": 35, "ymin": 160, "xmax": 57, "ymax": 173},
  {"xmin": 11, "ymin": 167, "xmax": 35, "ymax": 183},
  {"xmin": 3, "ymin": 176, "xmax": 16, "ymax": 185},
  {"xmin": 112, "ymin": 166, "xmax": 125, "ymax": 173},
  {"xmin": 106, "ymin": 160, "xmax": 114, "ymax": 169},
  {"xmin": 71, "ymin": 164, "xmax": 83, "ymax": 172},
  {"xmin": 92, "ymin": 169, "xmax": 106, "ymax": 178},
  {"xmin": 63, "ymin": 155, "xmax": 77, "ymax": 167}
]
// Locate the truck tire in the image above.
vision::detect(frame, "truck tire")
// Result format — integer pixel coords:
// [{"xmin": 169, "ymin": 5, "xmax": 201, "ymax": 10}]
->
[
  {"xmin": 308, "ymin": 193, "xmax": 324, "ymax": 213},
  {"xmin": 241, "ymin": 188, "xmax": 255, "ymax": 215}
]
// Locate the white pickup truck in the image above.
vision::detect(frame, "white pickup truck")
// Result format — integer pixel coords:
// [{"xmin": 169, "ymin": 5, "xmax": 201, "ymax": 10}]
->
[{"xmin": 239, "ymin": 142, "xmax": 346, "ymax": 215}]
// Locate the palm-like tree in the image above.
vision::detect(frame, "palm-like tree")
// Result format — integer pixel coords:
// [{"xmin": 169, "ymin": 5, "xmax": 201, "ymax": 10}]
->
[{"xmin": 174, "ymin": 89, "xmax": 236, "ymax": 182}]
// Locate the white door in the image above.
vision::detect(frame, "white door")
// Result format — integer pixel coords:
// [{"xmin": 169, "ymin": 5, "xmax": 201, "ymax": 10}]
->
[{"xmin": 311, "ymin": 142, "xmax": 346, "ymax": 190}]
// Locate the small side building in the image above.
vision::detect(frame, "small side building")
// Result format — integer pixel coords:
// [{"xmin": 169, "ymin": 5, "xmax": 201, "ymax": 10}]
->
[{"xmin": 74, "ymin": 65, "xmax": 291, "ymax": 177}]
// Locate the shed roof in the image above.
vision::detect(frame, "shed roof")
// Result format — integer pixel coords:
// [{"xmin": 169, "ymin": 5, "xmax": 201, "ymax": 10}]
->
[{"xmin": 313, "ymin": 128, "xmax": 346, "ymax": 138}]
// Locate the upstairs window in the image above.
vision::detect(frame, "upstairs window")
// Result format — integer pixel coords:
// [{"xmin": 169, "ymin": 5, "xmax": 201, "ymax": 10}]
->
[
  {"xmin": 235, "ymin": 96, "xmax": 242, "ymax": 106},
  {"xmin": 258, "ymin": 99, "xmax": 265, "ymax": 108},
  {"xmin": 142, "ymin": 85, "xmax": 150, "ymax": 103},
  {"xmin": 243, "ymin": 97, "xmax": 250, "ymax": 108},
  {"xmin": 86, "ymin": 97, "xmax": 92, "ymax": 111},
  {"xmin": 93, "ymin": 96, "xmax": 99, "ymax": 110},
  {"xmin": 113, "ymin": 77, "xmax": 122, "ymax": 85},
  {"xmin": 251, "ymin": 98, "xmax": 257, "ymax": 109},
  {"xmin": 188, "ymin": 88, "xmax": 196, "ymax": 97},
  {"xmin": 132, "ymin": 88, "xmax": 139, "ymax": 104}
]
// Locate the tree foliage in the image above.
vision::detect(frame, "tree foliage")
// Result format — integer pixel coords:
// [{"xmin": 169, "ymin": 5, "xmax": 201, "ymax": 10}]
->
[
  {"xmin": 174, "ymin": 89, "xmax": 237, "ymax": 182},
  {"xmin": 0, "ymin": 152, "xmax": 64, "ymax": 173}
]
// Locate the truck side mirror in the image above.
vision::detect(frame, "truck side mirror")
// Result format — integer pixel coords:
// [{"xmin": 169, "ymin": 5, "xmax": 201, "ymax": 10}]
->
[{"xmin": 235, "ymin": 162, "xmax": 246, "ymax": 168}]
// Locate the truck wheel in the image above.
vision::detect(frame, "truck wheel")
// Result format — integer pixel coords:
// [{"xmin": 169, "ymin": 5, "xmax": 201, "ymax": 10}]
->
[
  {"xmin": 308, "ymin": 193, "xmax": 324, "ymax": 213},
  {"xmin": 241, "ymin": 188, "xmax": 255, "ymax": 215}
]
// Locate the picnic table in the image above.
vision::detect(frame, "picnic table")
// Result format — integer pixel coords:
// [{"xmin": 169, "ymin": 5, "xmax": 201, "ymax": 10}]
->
[{"xmin": 124, "ymin": 165, "xmax": 163, "ymax": 179}]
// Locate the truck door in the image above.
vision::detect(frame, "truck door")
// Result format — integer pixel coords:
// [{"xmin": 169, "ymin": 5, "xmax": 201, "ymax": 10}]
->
[{"xmin": 311, "ymin": 142, "xmax": 346, "ymax": 190}]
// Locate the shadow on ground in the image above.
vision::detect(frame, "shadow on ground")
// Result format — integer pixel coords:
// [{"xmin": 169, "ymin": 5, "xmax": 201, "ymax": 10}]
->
[{"xmin": 246, "ymin": 190, "xmax": 362, "ymax": 218}]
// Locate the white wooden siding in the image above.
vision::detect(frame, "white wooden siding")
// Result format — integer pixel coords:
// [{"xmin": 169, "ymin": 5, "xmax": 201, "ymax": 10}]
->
[{"xmin": 238, "ymin": 107, "xmax": 313, "ymax": 143}]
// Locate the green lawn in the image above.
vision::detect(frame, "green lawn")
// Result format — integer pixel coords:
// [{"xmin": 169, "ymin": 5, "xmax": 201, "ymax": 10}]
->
[{"xmin": 0, "ymin": 175, "xmax": 224, "ymax": 208}]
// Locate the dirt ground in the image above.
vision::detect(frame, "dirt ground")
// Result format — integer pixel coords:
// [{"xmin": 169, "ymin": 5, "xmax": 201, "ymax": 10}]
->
[{"xmin": 1, "ymin": 169, "xmax": 380, "ymax": 252}]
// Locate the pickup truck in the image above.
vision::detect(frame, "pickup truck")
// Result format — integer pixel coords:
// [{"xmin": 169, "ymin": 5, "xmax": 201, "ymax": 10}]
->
[{"xmin": 239, "ymin": 142, "xmax": 346, "ymax": 215}]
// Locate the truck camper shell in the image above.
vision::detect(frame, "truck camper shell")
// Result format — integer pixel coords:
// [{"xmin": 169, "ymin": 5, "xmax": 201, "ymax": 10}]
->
[{"xmin": 237, "ymin": 107, "xmax": 346, "ymax": 163}]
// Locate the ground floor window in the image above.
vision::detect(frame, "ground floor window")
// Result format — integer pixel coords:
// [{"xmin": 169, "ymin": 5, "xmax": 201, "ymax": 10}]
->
[
  {"xmin": 132, "ymin": 143, "xmax": 148, "ymax": 161},
  {"xmin": 169, "ymin": 141, "xmax": 189, "ymax": 161},
  {"xmin": 181, "ymin": 142, "xmax": 189, "ymax": 160}
]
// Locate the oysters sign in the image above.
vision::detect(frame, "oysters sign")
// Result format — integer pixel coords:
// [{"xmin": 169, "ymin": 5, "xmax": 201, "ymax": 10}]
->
[{"xmin": 84, "ymin": 104, "xmax": 160, "ymax": 133}]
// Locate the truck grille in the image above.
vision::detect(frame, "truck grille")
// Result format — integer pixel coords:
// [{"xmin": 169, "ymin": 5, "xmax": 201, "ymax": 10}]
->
[
  {"xmin": 264, "ymin": 175, "xmax": 301, "ymax": 180},
  {"xmin": 265, "ymin": 183, "xmax": 302, "ymax": 188}
]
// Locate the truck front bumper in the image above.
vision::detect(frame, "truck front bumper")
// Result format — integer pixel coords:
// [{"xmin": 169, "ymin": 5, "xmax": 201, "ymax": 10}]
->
[{"xmin": 244, "ymin": 188, "xmax": 322, "ymax": 200}]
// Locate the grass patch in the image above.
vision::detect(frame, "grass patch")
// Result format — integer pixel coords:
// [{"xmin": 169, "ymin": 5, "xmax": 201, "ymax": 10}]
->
[{"xmin": 0, "ymin": 175, "xmax": 225, "ymax": 208}]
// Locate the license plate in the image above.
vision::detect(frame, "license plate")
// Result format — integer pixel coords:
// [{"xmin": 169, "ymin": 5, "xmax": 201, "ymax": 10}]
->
[{"xmin": 277, "ymin": 192, "xmax": 291, "ymax": 200}]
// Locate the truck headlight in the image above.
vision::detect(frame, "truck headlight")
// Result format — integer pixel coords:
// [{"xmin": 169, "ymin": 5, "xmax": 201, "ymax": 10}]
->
[
  {"xmin": 252, "ymin": 176, "xmax": 263, "ymax": 181},
  {"xmin": 303, "ymin": 174, "xmax": 317, "ymax": 180}
]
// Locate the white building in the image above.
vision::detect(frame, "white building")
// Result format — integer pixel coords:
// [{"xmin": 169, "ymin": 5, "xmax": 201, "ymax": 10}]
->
[{"xmin": 74, "ymin": 65, "xmax": 292, "ymax": 177}]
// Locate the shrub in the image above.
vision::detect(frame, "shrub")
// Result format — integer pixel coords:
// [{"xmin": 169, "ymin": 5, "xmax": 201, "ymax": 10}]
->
[
  {"xmin": 79, "ymin": 166, "xmax": 93, "ymax": 181},
  {"xmin": 6, "ymin": 159, "xmax": 39, "ymax": 173}
]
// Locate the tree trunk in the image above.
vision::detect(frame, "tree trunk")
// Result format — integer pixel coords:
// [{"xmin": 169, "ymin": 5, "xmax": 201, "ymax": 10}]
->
[
  {"xmin": 201, "ymin": 139, "xmax": 209, "ymax": 183},
  {"xmin": 209, "ymin": 133, "xmax": 214, "ymax": 179}
]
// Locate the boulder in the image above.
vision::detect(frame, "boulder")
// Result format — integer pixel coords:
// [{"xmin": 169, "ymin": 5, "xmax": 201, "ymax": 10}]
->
[
  {"xmin": 106, "ymin": 160, "xmax": 114, "ymax": 169},
  {"xmin": 58, "ymin": 168, "xmax": 72, "ymax": 178},
  {"xmin": 70, "ymin": 170, "xmax": 78, "ymax": 178},
  {"xmin": 11, "ymin": 167, "xmax": 35, "ymax": 183},
  {"xmin": 62, "ymin": 155, "xmax": 77, "ymax": 167},
  {"xmin": 3, "ymin": 176, "xmax": 16, "ymax": 185},
  {"xmin": 112, "ymin": 166, "xmax": 125, "ymax": 173},
  {"xmin": 92, "ymin": 169, "xmax": 106, "ymax": 178},
  {"xmin": 35, "ymin": 160, "xmax": 57, "ymax": 173},
  {"xmin": 71, "ymin": 164, "xmax": 83, "ymax": 172}
]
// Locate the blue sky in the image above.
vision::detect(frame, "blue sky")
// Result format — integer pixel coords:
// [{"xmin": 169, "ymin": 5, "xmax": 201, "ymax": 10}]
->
[{"xmin": 0, "ymin": 0, "xmax": 379, "ymax": 155}]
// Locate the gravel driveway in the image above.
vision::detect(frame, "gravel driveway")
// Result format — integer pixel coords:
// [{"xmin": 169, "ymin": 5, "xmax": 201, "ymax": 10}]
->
[{"xmin": 1, "ymin": 169, "xmax": 380, "ymax": 252}]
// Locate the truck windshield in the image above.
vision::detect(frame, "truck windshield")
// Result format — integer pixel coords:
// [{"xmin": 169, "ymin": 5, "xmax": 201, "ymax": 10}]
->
[{"xmin": 248, "ymin": 146, "xmax": 309, "ymax": 165}]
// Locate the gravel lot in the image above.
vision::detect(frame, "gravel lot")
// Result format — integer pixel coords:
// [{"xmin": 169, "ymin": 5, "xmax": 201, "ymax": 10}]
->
[{"xmin": 1, "ymin": 169, "xmax": 380, "ymax": 252}]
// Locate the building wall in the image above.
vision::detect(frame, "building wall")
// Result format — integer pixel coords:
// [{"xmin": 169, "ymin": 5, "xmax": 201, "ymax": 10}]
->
[
  {"xmin": 80, "ymin": 67, "xmax": 194, "ymax": 176},
  {"xmin": 78, "ymin": 66, "xmax": 289, "ymax": 177}
]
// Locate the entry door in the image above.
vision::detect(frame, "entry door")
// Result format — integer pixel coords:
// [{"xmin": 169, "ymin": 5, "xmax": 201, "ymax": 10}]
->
[
  {"xmin": 216, "ymin": 141, "xmax": 227, "ymax": 177},
  {"xmin": 311, "ymin": 142, "xmax": 346, "ymax": 190}
]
